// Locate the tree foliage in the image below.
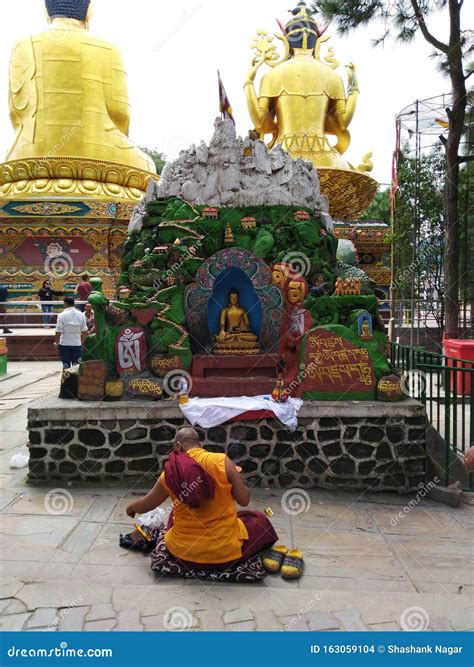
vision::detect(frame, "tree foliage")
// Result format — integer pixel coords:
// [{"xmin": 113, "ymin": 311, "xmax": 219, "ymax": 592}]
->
[
  {"xmin": 393, "ymin": 145, "xmax": 444, "ymax": 307},
  {"xmin": 314, "ymin": 1, "xmax": 472, "ymax": 62},
  {"xmin": 314, "ymin": 0, "xmax": 471, "ymax": 336},
  {"xmin": 392, "ymin": 142, "xmax": 471, "ymax": 331},
  {"xmin": 139, "ymin": 147, "xmax": 166, "ymax": 174},
  {"xmin": 360, "ymin": 188, "xmax": 390, "ymax": 224}
]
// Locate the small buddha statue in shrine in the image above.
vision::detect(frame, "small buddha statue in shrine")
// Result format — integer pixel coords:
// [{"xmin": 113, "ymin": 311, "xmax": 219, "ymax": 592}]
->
[{"xmin": 214, "ymin": 289, "xmax": 260, "ymax": 355}]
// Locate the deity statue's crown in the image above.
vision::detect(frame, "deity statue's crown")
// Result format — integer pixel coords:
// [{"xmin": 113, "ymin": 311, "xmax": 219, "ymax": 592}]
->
[
  {"xmin": 45, "ymin": 0, "xmax": 91, "ymax": 21},
  {"xmin": 285, "ymin": 1, "xmax": 321, "ymax": 48}
]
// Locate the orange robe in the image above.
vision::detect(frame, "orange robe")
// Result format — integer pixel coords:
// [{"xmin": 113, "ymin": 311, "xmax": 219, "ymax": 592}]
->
[{"xmin": 160, "ymin": 447, "xmax": 248, "ymax": 564}]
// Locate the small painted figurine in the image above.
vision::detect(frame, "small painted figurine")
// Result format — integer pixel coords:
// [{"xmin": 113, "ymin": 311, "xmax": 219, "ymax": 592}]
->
[{"xmin": 334, "ymin": 277, "xmax": 344, "ymax": 295}]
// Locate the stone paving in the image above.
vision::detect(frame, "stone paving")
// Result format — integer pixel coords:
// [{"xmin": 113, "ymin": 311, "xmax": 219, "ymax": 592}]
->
[{"xmin": 0, "ymin": 361, "xmax": 472, "ymax": 632}]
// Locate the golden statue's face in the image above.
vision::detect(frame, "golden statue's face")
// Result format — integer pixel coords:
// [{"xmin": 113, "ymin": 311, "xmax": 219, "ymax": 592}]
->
[
  {"xmin": 229, "ymin": 292, "xmax": 239, "ymax": 306},
  {"xmin": 287, "ymin": 280, "xmax": 306, "ymax": 304}
]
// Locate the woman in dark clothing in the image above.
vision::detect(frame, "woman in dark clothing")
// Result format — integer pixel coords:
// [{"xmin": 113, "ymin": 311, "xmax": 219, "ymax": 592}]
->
[{"xmin": 37, "ymin": 279, "xmax": 63, "ymax": 327}]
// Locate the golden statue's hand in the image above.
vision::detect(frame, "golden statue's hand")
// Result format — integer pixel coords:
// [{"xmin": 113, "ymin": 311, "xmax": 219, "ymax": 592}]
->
[
  {"xmin": 345, "ymin": 62, "xmax": 359, "ymax": 93},
  {"xmin": 245, "ymin": 57, "xmax": 264, "ymax": 85}
]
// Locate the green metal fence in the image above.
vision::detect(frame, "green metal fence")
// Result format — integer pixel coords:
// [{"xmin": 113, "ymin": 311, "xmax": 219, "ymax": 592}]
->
[{"xmin": 390, "ymin": 342, "xmax": 474, "ymax": 490}]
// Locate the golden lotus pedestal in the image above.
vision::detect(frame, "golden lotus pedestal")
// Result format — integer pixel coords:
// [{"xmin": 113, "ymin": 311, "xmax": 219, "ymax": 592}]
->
[
  {"xmin": 214, "ymin": 345, "xmax": 261, "ymax": 355},
  {"xmin": 0, "ymin": 157, "xmax": 157, "ymax": 303},
  {"xmin": 317, "ymin": 167, "xmax": 378, "ymax": 221}
]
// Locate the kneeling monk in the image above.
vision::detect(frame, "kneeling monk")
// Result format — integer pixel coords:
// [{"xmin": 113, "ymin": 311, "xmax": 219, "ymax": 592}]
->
[{"xmin": 125, "ymin": 427, "xmax": 278, "ymax": 582}]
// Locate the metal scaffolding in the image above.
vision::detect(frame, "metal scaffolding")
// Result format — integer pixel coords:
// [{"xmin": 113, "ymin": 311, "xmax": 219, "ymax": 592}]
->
[{"xmin": 391, "ymin": 92, "xmax": 473, "ymax": 350}]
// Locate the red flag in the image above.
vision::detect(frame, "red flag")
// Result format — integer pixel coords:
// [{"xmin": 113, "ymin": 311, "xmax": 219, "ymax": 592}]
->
[{"xmin": 217, "ymin": 70, "xmax": 235, "ymax": 125}]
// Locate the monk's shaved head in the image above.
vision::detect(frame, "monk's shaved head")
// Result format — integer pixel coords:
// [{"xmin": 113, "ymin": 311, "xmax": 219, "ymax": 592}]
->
[{"xmin": 174, "ymin": 427, "xmax": 200, "ymax": 451}]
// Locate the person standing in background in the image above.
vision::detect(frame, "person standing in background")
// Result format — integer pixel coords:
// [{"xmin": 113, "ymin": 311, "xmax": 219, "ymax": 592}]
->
[
  {"xmin": 0, "ymin": 285, "xmax": 12, "ymax": 334},
  {"xmin": 37, "ymin": 279, "xmax": 64, "ymax": 327},
  {"xmin": 54, "ymin": 296, "xmax": 88, "ymax": 369},
  {"xmin": 84, "ymin": 302, "xmax": 95, "ymax": 334},
  {"xmin": 74, "ymin": 275, "xmax": 93, "ymax": 311}
]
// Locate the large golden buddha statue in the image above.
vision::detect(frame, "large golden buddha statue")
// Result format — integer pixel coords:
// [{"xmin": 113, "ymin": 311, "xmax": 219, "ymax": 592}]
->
[
  {"xmin": 245, "ymin": 1, "xmax": 377, "ymax": 219},
  {"xmin": 1, "ymin": 0, "xmax": 156, "ymax": 201},
  {"xmin": 214, "ymin": 289, "xmax": 260, "ymax": 355}
]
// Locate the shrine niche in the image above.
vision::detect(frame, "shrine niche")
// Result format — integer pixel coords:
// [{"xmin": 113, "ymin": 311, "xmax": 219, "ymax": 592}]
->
[{"xmin": 185, "ymin": 248, "xmax": 283, "ymax": 355}]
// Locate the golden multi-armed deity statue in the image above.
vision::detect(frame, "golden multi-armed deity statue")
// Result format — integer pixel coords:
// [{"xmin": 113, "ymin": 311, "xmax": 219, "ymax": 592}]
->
[
  {"xmin": 245, "ymin": 1, "xmax": 377, "ymax": 219},
  {"xmin": 1, "ymin": 0, "xmax": 156, "ymax": 201},
  {"xmin": 214, "ymin": 290, "xmax": 260, "ymax": 355}
]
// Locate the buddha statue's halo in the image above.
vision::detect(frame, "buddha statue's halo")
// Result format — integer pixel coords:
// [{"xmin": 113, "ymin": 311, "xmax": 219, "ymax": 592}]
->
[{"xmin": 45, "ymin": 0, "xmax": 91, "ymax": 20}]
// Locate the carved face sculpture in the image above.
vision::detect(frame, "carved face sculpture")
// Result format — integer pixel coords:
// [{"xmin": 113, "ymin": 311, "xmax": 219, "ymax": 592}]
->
[
  {"xmin": 286, "ymin": 278, "xmax": 308, "ymax": 305},
  {"xmin": 272, "ymin": 262, "xmax": 293, "ymax": 290}
]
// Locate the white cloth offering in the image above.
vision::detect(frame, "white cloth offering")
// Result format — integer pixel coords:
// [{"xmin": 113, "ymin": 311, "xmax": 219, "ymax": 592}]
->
[{"xmin": 179, "ymin": 395, "xmax": 303, "ymax": 432}]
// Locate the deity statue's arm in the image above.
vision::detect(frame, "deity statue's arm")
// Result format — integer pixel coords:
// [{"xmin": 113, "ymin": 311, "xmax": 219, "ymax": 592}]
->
[
  {"xmin": 106, "ymin": 45, "xmax": 131, "ymax": 136},
  {"xmin": 6, "ymin": 38, "xmax": 37, "ymax": 159},
  {"xmin": 240, "ymin": 312, "xmax": 250, "ymax": 331},
  {"xmin": 244, "ymin": 64, "xmax": 277, "ymax": 135},
  {"xmin": 219, "ymin": 308, "xmax": 227, "ymax": 333},
  {"xmin": 327, "ymin": 64, "xmax": 359, "ymax": 155}
]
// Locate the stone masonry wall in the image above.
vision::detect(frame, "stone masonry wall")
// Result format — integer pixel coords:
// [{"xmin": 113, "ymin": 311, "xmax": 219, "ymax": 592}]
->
[{"xmin": 27, "ymin": 399, "xmax": 426, "ymax": 493}]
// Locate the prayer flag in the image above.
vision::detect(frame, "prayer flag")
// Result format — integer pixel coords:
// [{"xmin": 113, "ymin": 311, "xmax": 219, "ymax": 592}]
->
[{"xmin": 217, "ymin": 70, "xmax": 235, "ymax": 125}]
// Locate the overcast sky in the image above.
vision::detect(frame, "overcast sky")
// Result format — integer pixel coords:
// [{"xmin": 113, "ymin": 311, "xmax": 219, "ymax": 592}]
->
[{"xmin": 1, "ymin": 0, "xmax": 471, "ymax": 185}]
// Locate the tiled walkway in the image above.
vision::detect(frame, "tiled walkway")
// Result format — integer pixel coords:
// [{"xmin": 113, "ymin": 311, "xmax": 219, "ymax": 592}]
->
[{"xmin": 0, "ymin": 362, "xmax": 472, "ymax": 632}]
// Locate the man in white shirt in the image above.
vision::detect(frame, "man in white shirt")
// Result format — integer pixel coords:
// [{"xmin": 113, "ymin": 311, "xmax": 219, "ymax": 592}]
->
[{"xmin": 54, "ymin": 296, "xmax": 88, "ymax": 369}]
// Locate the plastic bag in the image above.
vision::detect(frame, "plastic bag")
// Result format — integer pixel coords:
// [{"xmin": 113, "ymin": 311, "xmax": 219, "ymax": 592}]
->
[
  {"xmin": 10, "ymin": 451, "xmax": 30, "ymax": 468},
  {"xmin": 138, "ymin": 507, "xmax": 168, "ymax": 529}
]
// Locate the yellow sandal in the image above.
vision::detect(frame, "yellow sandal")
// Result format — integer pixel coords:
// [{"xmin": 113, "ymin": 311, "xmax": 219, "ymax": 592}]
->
[
  {"xmin": 261, "ymin": 545, "xmax": 289, "ymax": 573},
  {"xmin": 281, "ymin": 548, "xmax": 304, "ymax": 580}
]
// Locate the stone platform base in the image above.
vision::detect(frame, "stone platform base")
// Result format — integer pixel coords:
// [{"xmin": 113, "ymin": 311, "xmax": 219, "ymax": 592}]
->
[
  {"xmin": 190, "ymin": 353, "xmax": 279, "ymax": 397},
  {"xmin": 7, "ymin": 332, "xmax": 57, "ymax": 360},
  {"xmin": 27, "ymin": 398, "xmax": 427, "ymax": 493}
]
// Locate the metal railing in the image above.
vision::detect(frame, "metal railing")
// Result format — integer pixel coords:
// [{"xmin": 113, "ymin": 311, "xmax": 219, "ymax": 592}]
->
[
  {"xmin": 390, "ymin": 341, "xmax": 474, "ymax": 489},
  {"xmin": 1, "ymin": 301, "xmax": 90, "ymax": 328}
]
